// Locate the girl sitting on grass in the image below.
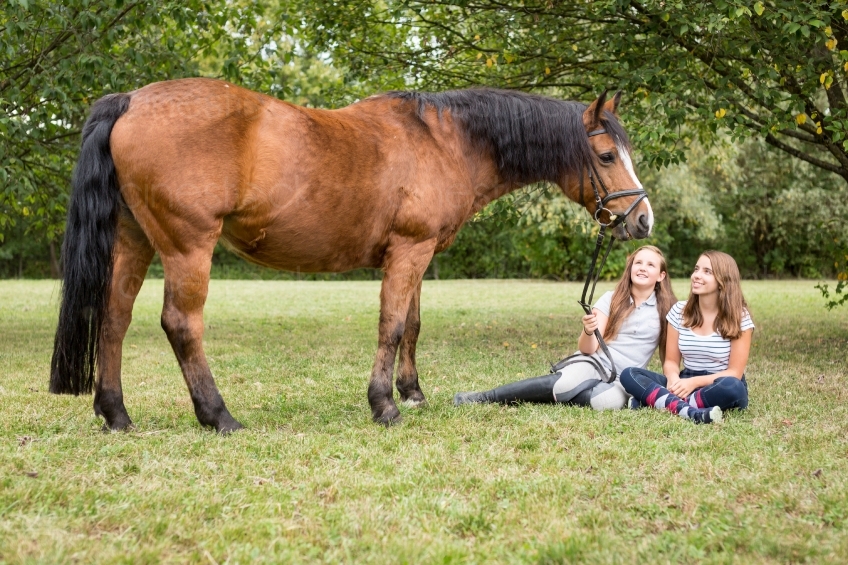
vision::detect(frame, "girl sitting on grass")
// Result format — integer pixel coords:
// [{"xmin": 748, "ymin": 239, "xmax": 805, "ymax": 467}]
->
[
  {"xmin": 454, "ymin": 245, "xmax": 676, "ymax": 410},
  {"xmin": 620, "ymin": 250, "xmax": 753, "ymax": 424}
]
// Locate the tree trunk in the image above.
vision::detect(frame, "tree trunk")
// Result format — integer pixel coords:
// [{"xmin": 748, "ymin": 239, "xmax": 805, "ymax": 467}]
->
[{"xmin": 49, "ymin": 239, "xmax": 61, "ymax": 279}]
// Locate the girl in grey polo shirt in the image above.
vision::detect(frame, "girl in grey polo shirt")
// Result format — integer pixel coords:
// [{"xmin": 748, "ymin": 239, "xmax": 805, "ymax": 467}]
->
[{"xmin": 454, "ymin": 246, "xmax": 676, "ymax": 410}]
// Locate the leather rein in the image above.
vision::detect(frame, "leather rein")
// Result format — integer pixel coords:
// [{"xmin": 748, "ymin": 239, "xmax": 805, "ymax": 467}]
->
[{"xmin": 573, "ymin": 127, "xmax": 648, "ymax": 383}]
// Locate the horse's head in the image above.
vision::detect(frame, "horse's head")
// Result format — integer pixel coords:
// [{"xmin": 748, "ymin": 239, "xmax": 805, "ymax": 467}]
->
[{"xmin": 561, "ymin": 91, "xmax": 653, "ymax": 240}]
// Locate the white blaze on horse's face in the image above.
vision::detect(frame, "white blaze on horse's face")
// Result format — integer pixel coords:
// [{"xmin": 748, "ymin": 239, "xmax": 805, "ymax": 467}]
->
[{"xmin": 616, "ymin": 141, "xmax": 653, "ymax": 235}]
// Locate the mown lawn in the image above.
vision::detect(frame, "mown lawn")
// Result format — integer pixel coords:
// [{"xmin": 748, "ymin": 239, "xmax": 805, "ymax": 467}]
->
[{"xmin": 1, "ymin": 279, "xmax": 846, "ymax": 564}]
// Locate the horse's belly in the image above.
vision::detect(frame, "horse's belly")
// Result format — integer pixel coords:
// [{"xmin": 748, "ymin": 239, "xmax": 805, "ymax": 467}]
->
[{"xmin": 220, "ymin": 218, "xmax": 384, "ymax": 273}]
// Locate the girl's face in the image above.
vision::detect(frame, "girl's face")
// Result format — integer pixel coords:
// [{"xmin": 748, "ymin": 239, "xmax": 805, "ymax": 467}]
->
[
  {"xmin": 691, "ymin": 255, "xmax": 719, "ymax": 295},
  {"xmin": 630, "ymin": 249, "xmax": 666, "ymax": 289}
]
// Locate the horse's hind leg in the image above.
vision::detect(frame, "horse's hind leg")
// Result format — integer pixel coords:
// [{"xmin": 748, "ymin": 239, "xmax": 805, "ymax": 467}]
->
[
  {"xmin": 396, "ymin": 280, "xmax": 426, "ymax": 407},
  {"xmin": 159, "ymin": 243, "xmax": 242, "ymax": 433},
  {"xmin": 94, "ymin": 212, "xmax": 155, "ymax": 431}
]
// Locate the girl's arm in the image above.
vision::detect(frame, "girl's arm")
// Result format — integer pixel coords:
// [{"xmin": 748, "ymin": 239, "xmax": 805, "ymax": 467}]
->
[
  {"xmin": 577, "ymin": 308, "xmax": 609, "ymax": 355},
  {"xmin": 663, "ymin": 325, "xmax": 682, "ymax": 384},
  {"xmin": 721, "ymin": 329, "xmax": 753, "ymax": 380},
  {"xmin": 668, "ymin": 329, "xmax": 753, "ymax": 398}
]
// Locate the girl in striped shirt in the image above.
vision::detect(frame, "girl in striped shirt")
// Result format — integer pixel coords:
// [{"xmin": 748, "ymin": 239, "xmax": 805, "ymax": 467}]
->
[{"xmin": 620, "ymin": 250, "xmax": 753, "ymax": 424}]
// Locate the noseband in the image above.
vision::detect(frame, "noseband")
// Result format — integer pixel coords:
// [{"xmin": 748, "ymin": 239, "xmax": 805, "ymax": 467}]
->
[{"xmin": 571, "ymin": 127, "xmax": 649, "ymax": 383}]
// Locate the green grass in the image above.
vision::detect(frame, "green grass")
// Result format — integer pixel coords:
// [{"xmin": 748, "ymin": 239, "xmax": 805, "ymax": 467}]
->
[{"xmin": 1, "ymin": 279, "xmax": 846, "ymax": 564}]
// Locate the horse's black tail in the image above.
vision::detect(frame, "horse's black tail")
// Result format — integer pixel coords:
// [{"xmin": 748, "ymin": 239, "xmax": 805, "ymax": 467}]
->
[{"xmin": 50, "ymin": 93, "xmax": 131, "ymax": 395}]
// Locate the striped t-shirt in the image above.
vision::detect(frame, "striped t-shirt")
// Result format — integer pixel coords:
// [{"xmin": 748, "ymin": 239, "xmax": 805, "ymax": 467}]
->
[{"xmin": 667, "ymin": 301, "xmax": 754, "ymax": 372}]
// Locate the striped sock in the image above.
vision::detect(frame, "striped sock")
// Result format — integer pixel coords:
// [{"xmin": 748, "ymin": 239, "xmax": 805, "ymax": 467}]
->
[
  {"xmin": 688, "ymin": 390, "xmax": 705, "ymax": 408},
  {"xmin": 644, "ymin": 385, "xmax": 721, "ymax": 424}
]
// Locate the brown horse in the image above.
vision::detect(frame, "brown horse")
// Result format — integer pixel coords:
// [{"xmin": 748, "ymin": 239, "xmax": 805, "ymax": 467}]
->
[{"xmin": 50, "ymin": 78, "xmax": 652, "ymax": 432}]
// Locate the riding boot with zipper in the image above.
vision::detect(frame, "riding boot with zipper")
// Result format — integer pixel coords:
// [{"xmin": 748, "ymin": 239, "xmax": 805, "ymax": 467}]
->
[{"xmin": 454, "ymin": 373, "xmax": 559, "ymax": 406}]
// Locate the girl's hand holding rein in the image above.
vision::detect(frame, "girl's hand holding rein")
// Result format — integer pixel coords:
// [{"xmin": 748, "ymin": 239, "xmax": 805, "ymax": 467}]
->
[
  {"xmin": 582, "ymin": 313, "xmax": 598, "ymax": 335},
  {"xmin": 578, "ymin": 309, "xmax": 608, "ymax": 355}
]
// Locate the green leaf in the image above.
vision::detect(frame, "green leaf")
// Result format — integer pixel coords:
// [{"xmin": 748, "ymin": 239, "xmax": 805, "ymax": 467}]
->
[{"xmin": 754, "ymin": 2, "xmax": 764, "ymax": 16}]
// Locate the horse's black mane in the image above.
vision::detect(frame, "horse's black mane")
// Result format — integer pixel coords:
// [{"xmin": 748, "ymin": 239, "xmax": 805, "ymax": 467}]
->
[{"xmin": 384, "ymin": 88, "xmax": 631, "ymax": 185}]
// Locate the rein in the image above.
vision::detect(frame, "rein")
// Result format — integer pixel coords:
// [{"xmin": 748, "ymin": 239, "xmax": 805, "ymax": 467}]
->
[{"xmin": 556, "ymin": 127, "xmax": 649, "ymax": 384}]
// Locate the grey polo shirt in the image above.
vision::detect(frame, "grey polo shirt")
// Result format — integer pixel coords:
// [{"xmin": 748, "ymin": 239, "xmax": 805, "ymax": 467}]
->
[{"xmin": 589, "ymin": 291, "xmax": 661, "ymax": 377}]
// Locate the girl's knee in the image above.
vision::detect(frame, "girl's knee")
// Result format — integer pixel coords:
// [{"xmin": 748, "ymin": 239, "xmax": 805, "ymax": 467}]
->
[
  {"xmin": 718, "ymin": 377, "xmax": 747, "ymax": 394},
  {"xmin": 620, "ymin": 367, "xmax": 663, "ymax": 392},
  {"xmin": 714, "ymin": 377, "xmax": 749, "ymax": 409},
  {"xmin": 619, "ymin": 367, "xmax": 636, "ymax": 393},
  {"xmin": 589, "ymin": 382, "xmax": 627, "ymax": 411}
]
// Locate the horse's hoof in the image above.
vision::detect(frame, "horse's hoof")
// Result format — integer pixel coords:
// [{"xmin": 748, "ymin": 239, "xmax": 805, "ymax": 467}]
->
[
  {"xmin": 100, "ymin": 419, "xmax": 134, "ymax": 433},
  {"xmin": 401, "ymin": 396, "xmax": 427, "ymax": 408},
  {"xmin": 216, "ymin": 417, "xmax": 244, "ymax": 435},
  {"xmin": 399, "ymin": 387, "xmax": 426, "ymax": 408},
  {"xmin": 372, "ymin": 404, "xmax": 401, "ymax": 426},
  {"xmin": 94, "ymin": 391, "xmax": 132, "ymax": 431}
]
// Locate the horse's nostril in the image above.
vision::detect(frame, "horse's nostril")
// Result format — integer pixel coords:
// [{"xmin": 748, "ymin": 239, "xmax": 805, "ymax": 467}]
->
[{"xmin": 638, "ymin": 213, "xmax": 649, "ymax": 231}]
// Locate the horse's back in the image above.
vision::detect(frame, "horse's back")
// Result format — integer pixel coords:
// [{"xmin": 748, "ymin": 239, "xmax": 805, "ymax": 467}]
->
[{"xmin": 110, "ymin": 78, "xmax": 471, "ymax": 270}]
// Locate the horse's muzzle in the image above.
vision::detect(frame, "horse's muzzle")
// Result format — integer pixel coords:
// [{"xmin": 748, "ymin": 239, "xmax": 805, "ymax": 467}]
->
[{"xmin": 617, "ymin": 209, "xmax": 652, "ymax": 240}]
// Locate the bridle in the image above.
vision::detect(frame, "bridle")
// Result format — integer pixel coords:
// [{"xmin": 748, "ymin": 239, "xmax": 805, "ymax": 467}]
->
[
  {"xmin": 581, "ymin": 128, "xmax": 648, "ymax": 231},
  {"xmin": 575, "ymin": 127, "xmax": 649, "ymax": 383}
]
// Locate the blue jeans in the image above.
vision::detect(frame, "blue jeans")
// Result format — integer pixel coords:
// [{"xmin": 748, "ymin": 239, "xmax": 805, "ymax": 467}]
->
[{"xmin": 620, "ymin": 367, "xmax": 749, "ymax": 410}]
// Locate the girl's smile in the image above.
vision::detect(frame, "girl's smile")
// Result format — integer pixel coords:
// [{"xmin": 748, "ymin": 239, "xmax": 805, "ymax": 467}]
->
[
  {"xmin": 691, "ymin": 256, "xmax": 719, "ymax": 295},
  {"xmin": 630, "ymin": 249, "xmax": 666, "ymax": 289}
]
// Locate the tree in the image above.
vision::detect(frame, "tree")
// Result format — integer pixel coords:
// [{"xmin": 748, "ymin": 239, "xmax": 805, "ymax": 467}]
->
[
  {"xmin": 0, "ymin": 0, "xmax": 354, "ymax": 277},
  {"xmin": 296, "ymin": 0, "xmax": 848, "ymax": 303},
  {"xmin": 0, "ymin": 0, "xmax": 280, "ymax": 244},
  {"xmin": 300, "ymin": 1, "xmax": 848, "ymax": 179}
]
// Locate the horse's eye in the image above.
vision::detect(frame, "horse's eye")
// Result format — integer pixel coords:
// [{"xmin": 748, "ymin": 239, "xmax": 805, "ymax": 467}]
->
[{"xmin": 599, "ymin": 153, "xmax": 615, "ymax": 164}]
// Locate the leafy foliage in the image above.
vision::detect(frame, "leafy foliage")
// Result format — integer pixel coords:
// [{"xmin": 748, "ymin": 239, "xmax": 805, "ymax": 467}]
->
[
  {"xmin": 0, "ymin": 0, "xmax": 315, "ymax": 243},
  {"xmin": 2, "ymin": 1, "xmax": 197, "ymax": 241},
  {"xmin": 300, "ymin": 0, "xmax": 848, "ymax": 180}
]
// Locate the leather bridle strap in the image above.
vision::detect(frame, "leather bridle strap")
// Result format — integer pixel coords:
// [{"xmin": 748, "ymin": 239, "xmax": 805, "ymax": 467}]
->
[{"xmin": 573, "ymin": 127, "xmax": 649, "ymax": 383}]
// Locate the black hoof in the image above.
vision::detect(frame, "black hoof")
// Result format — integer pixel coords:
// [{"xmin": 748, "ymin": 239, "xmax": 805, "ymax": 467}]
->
[
  {"xmin": 94, "ymin": 391, "xmax": 133, "ymax": 431},
  {"xmin": 400, "ymin": 388, "xmax": 427, "ymax": 408},
  {"xmin": 216, "ymin": 416, "xmax": 245, "ymax": 435},
  {"xmin": 191, "ymin": 393, "xmax": 243, "ymax": 434},
  {"xmin": 100, "ymin": 417, "xmax": 134, "ymax": 433},
  {"xmin": 372, "ymin": 402, "xmax": 402, "ymax": 426}
]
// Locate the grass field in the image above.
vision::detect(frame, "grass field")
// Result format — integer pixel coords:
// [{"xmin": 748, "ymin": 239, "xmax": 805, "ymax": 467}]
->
[{"xmin": 1, "ymin": 279, "xmax": 846, "ymax": 564}]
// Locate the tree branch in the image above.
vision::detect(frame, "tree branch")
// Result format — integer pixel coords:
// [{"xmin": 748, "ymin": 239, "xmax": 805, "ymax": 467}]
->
[{"xmin": 765, "ymin": 133, "xmax": 846, "ymax": 178}]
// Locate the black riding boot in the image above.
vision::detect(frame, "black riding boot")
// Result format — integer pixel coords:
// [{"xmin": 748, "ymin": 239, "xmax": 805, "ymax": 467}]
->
[{"xmin": 454, "ymin": 373, "xmax": 559, "ymax": 405}]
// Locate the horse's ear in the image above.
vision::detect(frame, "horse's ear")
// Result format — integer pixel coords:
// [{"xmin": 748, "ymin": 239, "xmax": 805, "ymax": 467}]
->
[
  {"xmin": 583, "ymin": 90, "xmax": 608, "ymax": 129},
  {"xmin": 604, "ymin": 91, "xmax": 622, "ymax": 117}
]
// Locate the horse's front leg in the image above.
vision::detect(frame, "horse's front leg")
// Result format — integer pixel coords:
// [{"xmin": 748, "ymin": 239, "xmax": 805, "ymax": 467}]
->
[
  {"xmin": 396, "ymin": 279, "xmax": 426, "ymax": 407},
  {"xmin": 369, "ymin": 239, "xmax": 436, "ymax": 424}
]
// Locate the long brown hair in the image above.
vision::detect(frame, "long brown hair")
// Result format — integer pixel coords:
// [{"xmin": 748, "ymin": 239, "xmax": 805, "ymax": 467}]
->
[
  {"xmin": 604, "ymin": 245, "xmax": 676, "ymax": 360},
  {"xmin": 682, "ymin": 250, "xmax": 751, "ymax": 340}
]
